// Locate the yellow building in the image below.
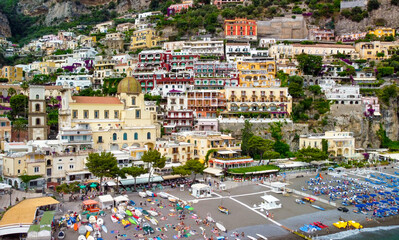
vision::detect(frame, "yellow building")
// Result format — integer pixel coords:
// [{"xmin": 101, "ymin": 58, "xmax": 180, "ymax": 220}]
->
[
  {"xmin": 59, "ymin": 77, "xmax": 160, "ymax": 151},
  {"xmin": 31, "ymin": 61, "xmax": 57, "ymax": 75},
  {"xmin": 0, "ymin": 66, "xmax": 23, "ymax": 82},
  {"xmin": 299, "ymin": 131, "xmax": 355, "ymax": 157},
  {"xmin": 355, "ymin": 41, "xmax": 399, "ymax": 60},
  {"xmin": 224, "ymin": 86, "xmax": 292, "ymax": 118},
  {"xmin": 130, "ymin": 28, "xmax": 166, "ymax": 50},
  {"xmin": 156, "ymin": 140, "xmax": 194, "ymax": 164},
  {"xmin": 237, "ymin": 60, "xmax": 277, "ymax": 87},
  {"xmin": 368, "ymin": 28, "xmax": 395, "ymax": 38}
]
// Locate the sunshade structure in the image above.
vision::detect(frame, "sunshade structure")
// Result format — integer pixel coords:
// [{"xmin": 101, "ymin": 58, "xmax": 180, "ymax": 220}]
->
[
  {"xmin": 27, "ymin": 211, "xmax": 54, "ymax": 240},
  {"xmin": 98, "ymin": 195, "xmax": 114, "ymax": 210},
  {"xmin": 114, "ymin": 195, "xmax": 129, "ymax": 205},
  {"xmin": 120, "ymin": 175, "xmax": 163, "ymax": 186},
  {"xmin": 0, "ymin": 197, "xmax": 59, "ymax": 237}
]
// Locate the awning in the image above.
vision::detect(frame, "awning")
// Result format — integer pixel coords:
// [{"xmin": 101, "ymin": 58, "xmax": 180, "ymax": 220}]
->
[
  {"xmin": 120, "ymin": 176, "xmax": 163, "ymax": 186},
  {"xmin": 114, "ymin": 195, "xmax": 129, "ymax": 204},
  {"xmin": 83, "ymin": 200, "xmax": 98, "ymax": 205},
  {"xmin": 203, "ymin": 168, "xmax": 223, "ymax": 176},
  {"xmin": 66, "ymin": 170, "xmax": 91, "ymax": 175},
  {"xmin": 162, "ymin": 175, "xmax": 183, "ymax": 180},
  {"xmin": 98, "ymin": 195, "xmax": 113, "ymax": 203}
]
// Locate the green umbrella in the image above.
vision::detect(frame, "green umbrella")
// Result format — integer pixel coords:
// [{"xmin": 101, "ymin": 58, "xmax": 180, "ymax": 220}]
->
[
  {"xmin": 80, "ymin": 185, "xmax": 86, "ymax": 189},
  {"xmin": 90, "ymin": 183, "xmax": 97, "ymax": 188},
  {"xmin": 176, "ymin": 206, "xmax": 183, "ymax": 210}
]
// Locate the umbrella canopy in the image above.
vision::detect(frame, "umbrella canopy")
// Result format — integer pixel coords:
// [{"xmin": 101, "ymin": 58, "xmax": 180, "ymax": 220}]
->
[
  {"xmin": 80, "ymin": 185, "xmax": 86, "ymax": 189},
  {"xmin": 363, "ymin": 195, "xmax": 370, "ymax": 198},
  {"xmin": 395, "ymin": 197, "xmax": 399, "ymax": 201},
  {"xmin": 390, "ymin": 207, "xmax": 398, "ymax": 210},
  {"xmin": 387, "ymin": 199, "xmax": 394, "ymax": 202},
  {"xmin": 366, "ymin": 203, "xmax": 373, "ymax": 206},
  {"xmin": 385, "ymin": 191, "xmax": 391, "ymax": 195},
  {"xmin": 90, "ymin": 183, "xmax": 97, "ymax": 188},
  {"xmin": 392, "ymin": 189, "xmax": 399, "ymax": 193},
  {"xmin": 372, "ymin": 201, "xmax": 379, "ymax": 205},
  {"xmin": 377, "ymin": 209, "xmax": 385, "ymax": 213},
  {"xmin": 380, "ymin": 200, "xmax": 388, "ymax": 204},
  {"xmin": 378, "ymin": 192, "xmax": 385, "ymax": 196},
  {"xmin": 176, "ymin": 206, "xmax": 183, "ymax": 210},
  {"xmin": 78, "ymin": 226, "xmax": 86, "ymax": 234},
  {"xmin": 370, "ymin": 194, "xmax": 377, "ymax": 197}
]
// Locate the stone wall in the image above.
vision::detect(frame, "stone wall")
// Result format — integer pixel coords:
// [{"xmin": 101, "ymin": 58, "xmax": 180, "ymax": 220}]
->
[
  {"xmin": 340, "ymin": 0, "xmax": 368, "ymax": 9},
  {"xmin": 257, "ymin": 15, "xmax": 308, "ymax": 40},
  {"xmin": 0, "ymin": 11, "xmax": 11, "ymax": 38}
]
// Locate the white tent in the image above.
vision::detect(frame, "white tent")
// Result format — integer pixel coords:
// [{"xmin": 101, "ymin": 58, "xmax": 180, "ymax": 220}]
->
[
  {"xmin": 259, "ymin": 194, "xmax": 282, "ymax": 210},
  {"xmin": 114, "ymin": 195, "xmax": 129, "ymax": 205},
  {"xmin": 191, "ymin": 183, "xmax": 211, "ymax": 198},
  {"xmin": 98, "ymin": 195, "xmax": 114, "ymax": 209}
]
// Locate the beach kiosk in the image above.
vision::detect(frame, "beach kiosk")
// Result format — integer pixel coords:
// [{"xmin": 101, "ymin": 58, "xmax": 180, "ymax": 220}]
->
[
  {"xmin": 99, "ymin": 195, "xmax": 114, "ymax": 210},
  {"xmin": 191, "ymin": 183, "xmax": 211, "ymax": 198},
  {"xmin": 259, "ymin": 194, "xmax": 282, "ymax": 210},
  {"xmin": 82, "ymin": 200, "xmax": 100, "ymax": 213},
  {"xmin": 114, "ymin": 195, "xmax": 129, "ymax": 206}
]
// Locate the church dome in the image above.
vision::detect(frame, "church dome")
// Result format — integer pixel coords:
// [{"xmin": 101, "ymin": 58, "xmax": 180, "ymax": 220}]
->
[{"xmin": 117, "ymin": 76, "xmax": 142, "ymax": 94}]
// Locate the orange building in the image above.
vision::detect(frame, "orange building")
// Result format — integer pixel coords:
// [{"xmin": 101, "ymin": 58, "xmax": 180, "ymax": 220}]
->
[
  {"xmin": 187, "ymin": 90, "xmax": 226, "ymax": 118},
  {"xmin": 224, "ymin": 18, "xmax": 257, "ymax": 40}
]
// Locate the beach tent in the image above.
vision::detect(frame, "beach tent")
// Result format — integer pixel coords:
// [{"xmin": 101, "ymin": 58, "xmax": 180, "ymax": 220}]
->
[
  {"xmin": 191, "ymin": 184, "xmax": 211, "ymax": 198},
  {"xmin": 99, "ymin": 195, "xmax": 114, "ymax": 210},
  {"xmin": 114, "ymin": 195, "xmax": 129, "ymax": 205}
]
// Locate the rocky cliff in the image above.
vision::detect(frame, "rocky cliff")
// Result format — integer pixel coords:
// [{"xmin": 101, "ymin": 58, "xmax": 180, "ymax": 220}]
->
[
  {"xmin": 17, "ymin": 0, "xmax": 150, "ymax": 26},
  {"xmin": 0, "ymin": 11, "xmax": 11, "ymax": 38}
]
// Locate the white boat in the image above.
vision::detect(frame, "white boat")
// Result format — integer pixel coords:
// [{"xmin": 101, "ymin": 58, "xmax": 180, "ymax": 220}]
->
[
  {"xmin": 89, "ymin": 216, "xmax": 96, "ymax": 224},
  {"xmin": 159, "ymin": 192, "xmax": 168, "ymax": 199},
  {"xmin": 168, "ymin": 197, "xmax": 177, "ymax": 203},
  {"xmin": 247, "ymin": 236, "xmax": 257, "ymax": 240},
  {"xmin": 206, "ymin": 216, "xmax": 215, "ymax": 223},
  {"xmin": 96, "ymin": 218, "xmax": 104, "ymax": 226},
  {"xmin": 87, "ymin": 236, "xmax": 94, "ymax": 240},
  {"xmin": 147, "ymin": 210, "xmax": 158, "ymax": 216},
  {"xmin": 256, "ymin": 234, "xmax": 268, "ymax": 240},
  {"xmin": 85, "ymin": 225, "xmax": 93, "ymax": 232},
  {"xmin": 101, "ymin": 225, "xmax": 108, "ymax": 233},
  {"xmin": 139, "ymin": 192, "xmax": 147, "ymax": 198},
  {"xmin": 146, "ymin": 190, "xmax": 154, "ymax": 197},
  {"xmin": 216, "ymin": 222, "xmax": 226, "ymax": 232},
  {"xmin": 135, "ymin": 209, "xmax": 142, "ymax": 216},
  {"xmin": 149, "ymin": 218, "xmax": 158, "ymax": 225},
  {"xmin": 78, "ymin": 235, "xmax": 86, "ymax": 240}
]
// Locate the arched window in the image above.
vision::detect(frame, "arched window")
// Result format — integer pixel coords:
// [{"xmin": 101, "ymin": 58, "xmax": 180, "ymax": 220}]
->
[
  {"xmin": 134, "ymin": 132, "xmax": 138, "ymax": 140},
  {"xmin": 36, "ymin": 94, "xmax": 39, "ymax": 99},
  {"xmin": 123, "ymin": 133, "xmax": 127, "ymax": 140},
  {"xmin": 35, "ymin": 104, "xmax": 40, "ymax": 112},
  {"xmin": 113, "ymin": 133, "xmax": 117, "ymax": 141},
  {"xmin": 147, "ymin": 132, "xmax": 151, "ymax": 140},
  {"xmin": 36, "ymin": 118, "xmax": 41, "ymax": 125}
]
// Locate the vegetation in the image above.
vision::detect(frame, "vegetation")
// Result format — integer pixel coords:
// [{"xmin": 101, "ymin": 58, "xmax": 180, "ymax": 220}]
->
[
  {"xmin": 141, "ymin": 150, "xmax": 166, "ymax": 185},
  {"xmin": 295, "ymin": 147, "xmax": 328, "ymax": 163},
  {"xmin": 269, "ymin": 122, "xmax": 292, "ymax": 158},
  {"xmin": 228, "ymin": 165, "xmax": 279, "ymax": 174},
  {"xmin": 241, "ymin": 120, "xmax": 254, "ymax": 156},
  {"xmin": 19, "ymin": 174, "xmax": 42, "ymax": 192},
  {"xmin": 86, "ymin": 152, "xmax": 119, "ymax": 191},
  {"xmin": 121, "ymin": 166, "xmax": 147, "ymax": 191},
  {"xmin": 247, "ymin": 136, "xmax": 278, "ymax": 160},
  {"xmin": 296, "ymin": 54, "xmax": 323, "ymax": 76},
  {"xmin": 55, "ymin": 182, "xmax": 80, "ymax": 195},
  {"xmin": 378, "ymin": 84, "xmax": 397, "ymax": 106},
  {"xmin": 288, "ymin": 75, "xmax": 304, "ymax": 98},
  {"xmin": 377, "ymin": 123, "xmax": 399, "ymax": 151}
]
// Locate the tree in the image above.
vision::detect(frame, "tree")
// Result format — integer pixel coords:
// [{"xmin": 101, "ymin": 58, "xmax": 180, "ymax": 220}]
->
[
  {"xmin": 308, "ymin": 85, "xmax": 322, "ymax": 95},
  {"xmin": 379, "ymin": 84, "xmax": 397, "ymax": 106},
  {"xmin": 141, "ymin": 150, "xmax": 166, "ymax": 186},
  {"xmin": 30, "ymin": 74, "xmax": 50, "ymax": 85},
  {"xmin": 295, "ymin": 147, "xmax": 328, "ymax": 163},
  {"xmin": 247, "ymin": 136, "xmax": 274, "ymax": 160},
  {"xmin": 263, "ymin": 151, "xmax": 280, "ymax": 164},
  {"xmin": 273, "ymin": 140, "xmax": 291, "ymax": 157},
  {"xmin": 288, "ymin": 75, "xmax": 304, "ymax": 98},
  {"xmin": 86, "ymin": 152, "xmax": 119, "ymax": 192},
  {"xmin": 322, "ymin": 139, "xmax": 329, "ymax": 154},
  {"xmin": 55, "ymin": 182, "xmax": 80, "ymax": 197},
  {"xmin": 204, "ymin": 149, "xmax": 217, "ymax": 167},
  {"xmin": 12, "ymin": 119, "xmax": 27, "ymax": 141},
  {"xmin": 9, "ymin": 94, "xmax": 28, "ymax": 120},
  {"xmin": 172, "ymin": 165, "xmax": 191, "ymax": 178},
  {"xmin": 185, "ymin": 159, "xmax": 205, "ymax": 182},
  {"xmin": 19, "ymin": 174, "xmax": 42, "ymax": 192},
  {"xmin": 296, "ymin": 54, "xmax": 323, "ymax": 76},
  {"xmin": 20, "ymin": 81, "xmax": 29, "ymax": 91},
  {"xmin": 241, "ymin": 120, "xmax": 253, "ymax": 155},
  {"xmin": 367, "ymin": 0, "xmax": 380, "ymax": 11},
  {"xmin": 122, "ymin": 166, "xmax": 147, "ymax": 191},
  {"xmin": 7, "ymin": 88, "xmax": 16, "ymax": 97}
]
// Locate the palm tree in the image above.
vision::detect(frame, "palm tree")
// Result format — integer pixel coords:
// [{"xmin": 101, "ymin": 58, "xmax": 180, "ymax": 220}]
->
[
  {"xmin": 204, "ymin": 149, "xmax": 218, "ymax": 167},
  {"xmin": 7, "ymin": 88, "xmax": 16, "ymax": 97},
  {"xmin": 12, "ymin": 120, "xmax": 27, "ymax": 141},
  {"xmin": 21, "ymin": 81, "xmax": 29, "ymax": 92}
]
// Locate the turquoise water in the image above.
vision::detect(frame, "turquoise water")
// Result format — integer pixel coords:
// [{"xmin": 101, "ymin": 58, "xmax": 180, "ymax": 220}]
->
[{"xmin": 317, "ymin": 225, "xmax": 399, "ymax": 240}]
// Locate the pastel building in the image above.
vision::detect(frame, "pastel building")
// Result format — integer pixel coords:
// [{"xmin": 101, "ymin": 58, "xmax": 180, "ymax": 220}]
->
[
  {"xmin": 0, "ymin": 66, "xmax": 23, "ymax": 82},
  {"xmin": 368, "ymin": 28, "xmax": 395, "ymax": 38},
  {"xmin": 130, "ymin": 28, "xmax": 166, "ymax": 50},
  {"xmin": 224, "ymin": 18, "xmax": 257, "ymax": 40},
  {"xmin": 237, "ymin": 59, "xmax": 278, "ymax": 87}
]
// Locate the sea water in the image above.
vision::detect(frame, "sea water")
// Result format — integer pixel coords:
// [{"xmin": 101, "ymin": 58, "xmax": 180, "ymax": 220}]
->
[{"xmin": 315, "ymin": 225, "xmax": 399, "ymax": 240}]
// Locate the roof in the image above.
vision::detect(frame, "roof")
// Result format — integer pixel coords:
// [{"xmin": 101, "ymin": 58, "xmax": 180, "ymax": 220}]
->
[
  {"xmin": 261, "ymin": 195, "xmax": 280, "ymax": 203},
  {"xmin": 226, "ymin": 43, "xmax": 250, "ymax": 46},
  {"xmin": 114, "ymin": 195, "xmax": 129, "ymax": 203},
  {"xmin": 191, "ymin": 183, "xmax": 210, "ymax": 190},
  {"xmin": 72, "ymin": 96, "xmax": 122, "ymax": 104},
  {"xmin": 117, "ymin": 76, "xmax": 142, "ymax": 94},
  {"xmin": 0, "ymin": 197, "xmax": 59, "ymax": 226},
  {"xmin": 292, "ymin": 44, "xmax": 354, "ymax": 49},
  {"xmin": 98, "ymin": 195, "xmax": 114, "ymax": 203},
  {"xmin": 83, "ymin": 200, "xmax": 98, "ymax": 205}
]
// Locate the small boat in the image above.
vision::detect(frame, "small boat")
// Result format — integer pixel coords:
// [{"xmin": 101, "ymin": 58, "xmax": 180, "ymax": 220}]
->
[
  {"xmin": 146, "ymin": 190, "xmax": 154, "ymax": 197},
  {"xmin": 129, "ymin": 217, "xmax": 137, "ymax": 225},
  {"xmin": 139, "ymin": 192, "xmax": 147, "ymax": 198},
  {"xmin": 168, "ymin": 197, "xmax": 177, "ymax": 203},
  {"xmin": 135, "ymin": 209, "xmax": 142, "ymax": 216},
  {"xmin": 247, "ymin": 236, "xmax": 257, "ymax": 240},
  {"xmin": 74, "ymin": 223, "xmax": 78, "ymax": 231},
  {"xmin": 110, "ymin": 215, "xmax": 118, "ymax": 223},
  {"xmin": 78, "ymin": 235, "xmax": 86, "ymax": 240},
  {"xmin": 85, "ymin": 231, "xmax": 90, "ymax": 239},
  {"xmin": 97, "ymin": 218, "xmax": 104, "ymax": 226},
  {"xmin": 206, "ymin": 216, "xmax": 215, "ymax": 223},
  {"xmin": 311, "ymin": 205, "xmax": 325, "ymax": 211},
  {"xmin": 126, "ymin": 210, "xmax": 133, "ymax": 216},
  {"xmin": 121, "ymin": 219, "xmax": 131, "ymax": 227},
  {"xmin": 149, "ymin": 217, "xmax": 158, "ymax": 225},
  {"xmin": 159, "ymin": 192, "xmax": 168, "ymax": 199},
  {"xmin": 218, "ymin": 206, "xmax": 229, "ymax": 214},
  {"xmin": 144, "ymin": 215, "xmax": 152, "ymax": 221},
  {"xmin": 87, "ymin": 236, "xmax": 94, "ymax": 240},
  {"xmin": 89, "ymin": 216, "xmax": 96, "ymax": 224},
  {"xmin": 58, "ymin": 231, "xmax": 65, "ymax": 239},
  {"xmin": 129, "ymin": 200, "xmax": 136, "ymax": 206},
  {"xmin": 256, "ymin": 234, "xmax": 268, "ymax": 240},
  {"xmin": 142, "ymin": 210, "xmax": 150, "ymax": 216},
  {"xmin": 148, "ymin": 210, "xmax": 158, "ymax": 216},
  {"xmin": 216, "ymin": 222, "xmax": 226, "ymax": 232},
  {"xmin": 78, "ymin": 226, "xmax": 87, "ymax": 235},
  {"xmin": 314, "ymin": 222, "xmax": 328, "ymax": 228},
  {"xmin": 85, "ymin": 225, "xmax": 93, "ymax": 232},
  {"xmin": 101, "ymin": 225, "xmax": 108, "ymax": 233},
  {"xmin": 295, "ymin": 199, "xmax": 305, "ymax": 204}
]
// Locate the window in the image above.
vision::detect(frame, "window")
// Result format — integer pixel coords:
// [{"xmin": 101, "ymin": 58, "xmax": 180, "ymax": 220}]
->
[
  {"xmin": 0, "ymin": 122, "xmax": 5, "ymax": 127},
  {"xmin": 123, "ymin": 133, "xmax": 127, "ymax": 140},
  {"xmin": 36, "ymin": 118, "xmax": 41, "ymax": 125},
  {"xmin": 136, "ymin": 110, "xmax": 141, "ymax": 119},
  {"xmin": 35, "ymin": 104, "xmax": 40, "ymax": 112},
  {"xmin": 18, "ymin": 160, "xmax": 21, "ymax": 164},
  {"xmin": 98, "ymin": 136, "xmax": 103, "ymax": 143},
  {"xmin": 147, "ymin": 132, "xmax": 151, "ymax": 140},
  {"xmin": 134, "ymin": 132, "xmax": 138, "ymax": 140},
  {"xmin": 131, "ymin": 97, "xmax": 136, "ymax": 105},
  {"xmin": 34, "ymin": 166, "xmax": 40, "ymax": 173},
  {"xmin": 69, "ymin": 165, "xmax": 74, "ymax": 169},
  {"xmin": 104, "ymin": 110, "xmax": 109, "ymax": 119},
  {"xmin": 36, "ymin": 94, "xmax": 39, "ymax": 99},
  {"xmin": 84, "ymin": 110, "xmax": 89, "ymax": 119},
  {"xmin": 94, "ymin": 110, "xmax": 99, "ymax": 119},
  {"xmin": 113, "ymin": 133, "xmax": 117, "ymax": 141},
  {"xmin": 73, "ymin": 110, "xmax": 78, "ymax": 119},
  {"xmin": 114, "ymin": 110, "xmax": 119, "ymax": 119}
]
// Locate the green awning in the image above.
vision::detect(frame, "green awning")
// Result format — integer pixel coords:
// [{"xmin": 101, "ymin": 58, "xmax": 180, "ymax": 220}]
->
[
  {"xmin": 120, "ymin": 176, "xmax": 164, "ymax": 186},
  {"xmin": 28, "ymin": 211, "xmax": 54, "ymax": 232}
]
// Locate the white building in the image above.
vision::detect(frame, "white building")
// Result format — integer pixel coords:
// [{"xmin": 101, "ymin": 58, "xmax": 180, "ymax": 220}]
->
[
  {"xmin": 163, "ymin": 41, "xmax": 185, "ymax": 51},
  {"xmin": 165, "ymin": 91, "xmax": 188, "ymax": 111},
  {"xmin": 56, "ymin": 75, "xmax": 92, "ymax": 89},
  {"xmin": 323, "ymin": 85, "xmax": 361, "ymax": 105},
  {"xmin": 182, "ymin": 39, "xmax": 224, "ymax": 56},
  {"xmin": 259, "ymin": 38, "xmax": 276, "ymax": 48},
  {"xmin": 225, "ymin": 42, "xmax": 250, "ymax": 62}
]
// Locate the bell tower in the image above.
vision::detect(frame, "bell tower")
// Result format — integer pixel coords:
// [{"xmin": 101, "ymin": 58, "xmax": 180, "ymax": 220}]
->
[{"xmin": 28, "ymin": 85, "xmax": 48, "ymax": 140}]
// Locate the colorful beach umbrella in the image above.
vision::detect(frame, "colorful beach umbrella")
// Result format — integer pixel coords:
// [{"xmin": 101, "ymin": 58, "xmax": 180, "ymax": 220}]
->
[{"xmin": 80, "ymin": 185, "xmax": 86, "ymax": 189}]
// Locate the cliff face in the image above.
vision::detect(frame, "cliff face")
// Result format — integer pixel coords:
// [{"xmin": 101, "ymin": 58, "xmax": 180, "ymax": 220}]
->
[
  {"xmin": 0, "ymin": 11, "xmax": 11, "ymax": 38},
  {"xmin": 17, "ymin": 0, "xmax": 150, "ymax": 26}
]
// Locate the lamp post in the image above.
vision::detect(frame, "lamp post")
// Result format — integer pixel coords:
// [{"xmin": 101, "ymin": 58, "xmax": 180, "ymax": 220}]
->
[{"xmin": 9, "ymin": 189, "xmax": 13, "ymax": 207}]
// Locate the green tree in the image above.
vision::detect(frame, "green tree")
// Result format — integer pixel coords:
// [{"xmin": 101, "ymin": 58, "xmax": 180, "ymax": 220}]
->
[
  {"xmin": 247, "ymin": 135, "xmax": 274, "ymax": 160},
  {"xmin": 185, "ymin": 159, "xmax": 205, "ymax": 182},
  {"xmin": 263, "ymin": 151, "xmax": 280, "ymax": 164},
  {"xmin": 379, "ymin": 84, "xmax": 397, "ymax": 106},
  {"xmin": 204, "ymin": 149, "xmax": 218, "ymax": 167},
  {"xmin": 7, "ymin": 88, "xmax": 16, "ymax": 97},
  {"xmin": 30, "ymin": 74, "xmax": 50, "ymax": 85},
  {"xmin": 322, "ymin": 139, "xmax": 328, "ymax": 154},
  {"xmin": 141, "ymin": 150, "xmax": 166, "ymax": 186},
  {"xmin": 172, "ymin": 165, "xmax": 191, "ymax": 178},
  {"xmin": 297, "ymin": 54, "xmax": 323, "ymax": 76},
  {"xmin": 86, "ymin": 152, "xmax": 119, "ymax": 192},
  {"xmin": 367, "ymin": 0, "xmax": 380, "ymax": 11},
  {"xmin": 9, "ymin": 94, "xmax": 28, "ymax": 120},
  {"xmin": 296, "ymin": 147, "xmax": 328, "ymax": 163},
  {"xmin": 273, "ymin": 140, "xmax": 291, "ymax": 157},
  {"xmin": 308, "ymin": 85, "xmax": 322, "ymax": 95},
  {"xmin": 55, "ymin": 182, "xmax": 80, "ymax": 197},
  {"xmin": 122, "ymin": 166, "xmax": 147, "ymax": 191},
  {"xmin": 241, "ymin": 120, "xmax": 253, "ymax": 155},
  {"xmin": 20, "ymin": 81, "xmax": 29, "ymax": 92},
  {"xmin": 12, "ymin": 119, "xmax": 27, "ymax": 141},
  {"xmin": 288, "ymin": 75, "xmax": 304, "ymax": 98},
  {"xmin": 19, "ymin": 174, "xmax": 42, "ymax": 192}
]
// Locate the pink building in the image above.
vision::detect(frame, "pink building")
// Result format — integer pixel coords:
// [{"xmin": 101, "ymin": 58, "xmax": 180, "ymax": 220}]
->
[
  {"xmin": 308, "ymin": 27, "xmax": 335, "ymax": 41},
  {"xmin": 336, "ymin": 32, "xmax": 367, "ymax": 42},
  {"xmin": 168, "ymin": 1, "xmax": 193, "ymax": 14},
  {"xmin": 362, "ymin": 96, "xmax": 380, "ymax": 116}
]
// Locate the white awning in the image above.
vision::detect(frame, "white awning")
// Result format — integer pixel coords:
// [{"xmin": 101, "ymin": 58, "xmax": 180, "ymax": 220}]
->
[
  {"xmin": 66, "ymin": 170, "xmax": 91, "ymax": 175},
  {"xmin": 203, "ymin": 168, "xmax": 223, "ymax": 176},
  {"xmin": 261, "ymin": 195, "xmax": 280, "ymax": 203},
  {"xmin": 99, "ymin": 195, "xmax": 114, "ymax": 203},
  {"xmin": 114, "ymin": 195, "xmax": 129, "ymax": 204}
]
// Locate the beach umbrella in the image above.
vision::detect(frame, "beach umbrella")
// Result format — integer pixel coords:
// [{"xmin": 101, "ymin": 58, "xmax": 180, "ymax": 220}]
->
[
  {"xmin": 393, "ymin": 189, "xmax": 399, "ymax": 193},
  {"xmin": 378, "ymin": 192, "xmax": 385, "ymax": 196},
  {"xmin": 387, "ymin": 199, "xmax": 394, "ymax": 202},
  {"xmin": 356, "ymin": 195, "xmax": 363, "ymax": 199},
  {"xmin": 176, "ymin": 206, "xmax": 183, "ymax": 210},
  {"xmin": 377, "ymin": 209, "xmax": 385, "ymax": 213},
  {"xmin": 90, "ymin": 183, "xmax": 97, "ymax": 188},
  {"xmin": 383, "ymin": 208, "xmax": 391, "ymax": 212},
  {"xmin": 395, "ymin": 197, "xmax": 399, "ymax": 201},
  {"xmin": 373, "ymin": 201, "xmax": 379, "ymax": 205},
  {"xmin": 363, "ymin": 195, "xmax": 369, "ymax": 198},
  {"xmin": 366, "ymin": 203, "xmax": 373, "ymax": 206},
  {"xmin": 370, "ymin": 194, "xmax": 377, "ymax": 197},
  {"xmin": 80, "ymin": 185, "xmax": 86, "ymax": 189},
  {"xmin": 381, "ymin": 200, "xmax": 388, "ymax": 204},
  {"xmin": 390, "ymin": 207, "xmax": 398, "ymax": 210},
  {"xmin": 385, "ymin": 191, "xmax": 391, "ymax": 195}
]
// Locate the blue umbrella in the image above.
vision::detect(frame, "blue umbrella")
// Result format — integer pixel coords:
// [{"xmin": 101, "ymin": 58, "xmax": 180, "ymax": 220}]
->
[
  {"xmin": 377, "ymin": 209, "xmax": 385, "ymax": 213},
  {"xmin": 390, "ymin": 207, "xmax": 398, "ymax": 210},
  {"xmin": 366, "ymin": 202, "xmax": 373, "ymax": 206},
  {"xmin": 355, "ymin": 204, "xmax": 363, "ymax": 208},
  {"xmin": 385, "ymin": 191, "xmax": 391, "ymax": 195},
  {"xmin": 392, "ymin": 189, "xmax": 399, "ymax": 193},
  {"xmin": 378, "ymin": 192, "xmax": 385, "ymax": 196},
  {"xmin": 370, "ymin": 193, "xmax": 377, "ymax": 197},
  {"xmin": 328, "ymin": 167, "xmax": 335, "ymax": 171},
  {"xmin": 373, "ymin": 201, "xmax": 379, "ymax": 205},
  {"xmin": 381, "ymin": 200, "xmax": 388, "ymax": 204},
  {"xmin": 363, "ymin": 195, "xmax": 370, "ymax": 198},
  {"xmin": 387, "ymin": 199, "xmax": 394, "ymax": 202},
  {"xmin": 357, "ymin": 195, "xmax": 363, "ymax": 199},
  {"xmin": 383, "ymin": 208, "xmax": 391, "ymax": 212},
  {"xmin": 395, "ymin": 197, "xmax": 399, "ymax": 201}
]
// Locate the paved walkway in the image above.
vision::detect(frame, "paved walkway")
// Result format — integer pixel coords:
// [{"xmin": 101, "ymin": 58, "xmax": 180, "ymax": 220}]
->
[{"xmin": 0, "ymin": 190, "xmax": 43, "ymax": 210}]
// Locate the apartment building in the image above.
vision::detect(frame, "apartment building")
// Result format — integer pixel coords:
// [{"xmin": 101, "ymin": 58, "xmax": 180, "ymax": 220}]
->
[
  {"xmin": 299, "ymin": 131, "xmax": 355, "ymax": 157},
  {"xmin": 224, "ymin": 18, "xmax": 257, "ymax": 40}
]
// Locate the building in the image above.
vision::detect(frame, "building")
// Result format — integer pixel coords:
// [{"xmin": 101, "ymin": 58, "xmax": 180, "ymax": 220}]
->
[
  {"xmin": 163, "ymin": 110, "xmax": 194, "ymax": 134},
  {"xmin": 208, "ymin": 149, "xmax": 253, "ymax": 170},
  {"xmin": 224, "ymin": 18, "xmax": 257, "ymax": 40},
  {"xmin": 225, "ymin": 42, "xmax": 251, "ymax": 62},
  {"xmin": 194, "ymin": 118, "xmax": 219, "ymax": 132},
  {"xmin": 0, "ymin": 66, "xmax": 23, "ymax": 82},
  {"xmin": 168, "ymin": 0, "xmax": 193, "ymax": 14},
  {"xmin": 116, "ymin": 22, "xmax": 135, "ymax": 32},
  {"xmin": 28, "ymin": 86, "xmax": 48, "ymax": 141},
  {"xmin": 163, "ymin": 41, "xmax": 185, "ymax": 51},
  {"xmin": 257, "ymin": 16, "xmax": 308, "ymax": 40},
  {"xmin": 59, "ymin": 77, "xmax": 160, "ymax": 151},
  {"xmin": 156, "ymin": 140, "xmax": 194, "ymax": 163},
  {"xmin": 0, "ymin": 117, "xmax": 11, "ymax": 149},
  {"xmin": 308, "ymin": 27, "xmax": 335, "ymax": 41},
  {"xmin": 336, "ymin": 32, "xmax": 367, "ymax": 42},
  {"xmin": 104, "ymin": 32, "xmax": 125, "ymax": 52},
  {"xmin": 56, "ymin": 75, "xmax": 92, "ymax": 89},
  {"xmin": 130, "ymin": 28, "xmax": 166, "ymax": 50},
  {"xmin": 187, "ymin": 90, "xmax": 226, "ymax": 118},
  {"xmin": 213, "ymin": 0, "xmax": 244, "ymax": 8},
  {"xmin": 299, "ymin": 131, "xmax": 356, "ymax": 157},
  {"xmin": 355, "ymin": 41, "xmax": 399, "ymax": 60},
  {"xmin": 224, "ymin": 86, "xmax": 292, "ymax": 118},
  {"xmin": 193, "ymin": 61, "xmax": 239, "ymax": 90},
  {"xmin": 369, "ymin": 28, "xmax": 395, "ymax": 38},
  {"xmin": 92, "ymin": 21, "xmax": 114, "ymax": 33},
  {"xmin": 323, "ymin": 85, "xmax": 361, "ymax": 105},
  {"xmin": 182, "ymin": 39, "xmax": 224, "ymax": 56},
  {"xmin": 237, "ymin": 59, "xmax": 278, "ymax": 87},
  {"xmin": 362, "ymin": 96, "xmax": 380, "ymax": 116},
  {"xmin": 259, "ymin": 38, "xmax": 277, "ymax": 48}
]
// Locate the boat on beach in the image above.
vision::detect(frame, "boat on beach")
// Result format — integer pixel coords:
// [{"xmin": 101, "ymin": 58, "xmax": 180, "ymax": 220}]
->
[
  {"xmin": 139, "ymin": 192, "xmax": 147, "ymax": 198},
  {"xmin": 311, "ymin": 205, "xmax": 325, "ymax": 211},
  {"xmin": 216, "ymin": 222, "xmax": 226, "ymax": 232},
  {"xmin": 159, "ymin": 192, "xmax": 168, "ymax": 198},
  {"xmin": 218, "ymin": 206, "xmax": 229, "ymax": 214}
]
